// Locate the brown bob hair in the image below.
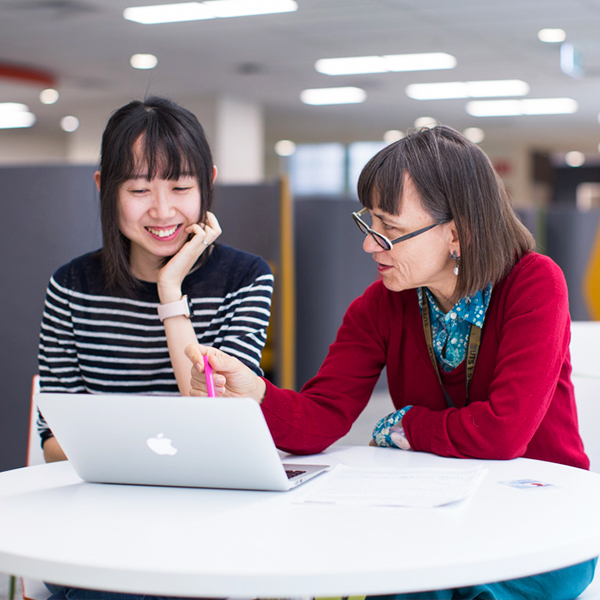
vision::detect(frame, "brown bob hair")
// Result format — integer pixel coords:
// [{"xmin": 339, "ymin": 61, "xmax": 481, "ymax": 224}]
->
[
  {"xmin": 357, "ymin": 125, "xmax": 535, "ymax": 300},
  {"xmin": 97, "ymin": 96, "xmax": 214, "ymax": 296}
]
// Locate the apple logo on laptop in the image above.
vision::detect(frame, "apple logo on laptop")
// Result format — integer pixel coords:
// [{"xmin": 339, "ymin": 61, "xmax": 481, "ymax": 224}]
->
[{"xmin": 146, "ymin": 433, "xmax": 178, "ymax": 456}]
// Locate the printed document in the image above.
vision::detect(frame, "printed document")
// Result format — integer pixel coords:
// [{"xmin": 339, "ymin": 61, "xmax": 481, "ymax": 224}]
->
[{"xmin": 296, "ymin": 464, "xmax": 487, "ymax": 507}]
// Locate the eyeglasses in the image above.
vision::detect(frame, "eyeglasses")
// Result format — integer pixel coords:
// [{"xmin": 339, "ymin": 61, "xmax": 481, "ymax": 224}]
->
[{"xmin": 351, "ymin": 207, "xmax": 449, "ymax": 251}]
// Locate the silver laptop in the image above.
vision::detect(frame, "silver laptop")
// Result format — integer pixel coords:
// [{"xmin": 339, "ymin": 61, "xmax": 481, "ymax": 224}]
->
[{"xmin": 35, "ymin": 393, "xmax": 329, "ymax": 491}]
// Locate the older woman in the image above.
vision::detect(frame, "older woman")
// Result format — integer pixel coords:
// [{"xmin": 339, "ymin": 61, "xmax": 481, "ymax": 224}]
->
[{"xmin": 186, "ymin": 125, "xmax": 596, "ymax": 600}]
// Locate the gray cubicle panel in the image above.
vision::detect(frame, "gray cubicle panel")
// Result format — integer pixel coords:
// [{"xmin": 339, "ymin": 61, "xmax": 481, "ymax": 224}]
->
[
  {"xmin": 0, "ymin": 164, "xmax": 101, "ymax": 473},
  {"xmin": 293, "ymin": 197, "xmax": 378, "ymax": 388},
  {"xmin": 213, "ymin": 183, "xmax": 280, "ymax": 263},
  {"xmin": 213, "ymin": 181, "xmax": 295, "ymax": 390},
  {"xmin": 545, "ymin": 207, "xmax": 600, "ymax": 321}
]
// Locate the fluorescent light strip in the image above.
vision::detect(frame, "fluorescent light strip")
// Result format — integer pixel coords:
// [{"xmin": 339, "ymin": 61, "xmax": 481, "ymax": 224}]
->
[
  {"xmin": 300, "ymin": 87, "xmax": 366, "ymax": 106},
  {"xmin": 0, "ymin": 102, "xmax": 29, "ymax": 114},
  {"xmin": 466, "ymin": 98, "xmax": 578, "ymax": 117},
  {"xmin": 0, "ymin": 103, "xmax": 36, "ymax": 129},
  {"xmin": 315, "ymin": 53, "xmax": 456, "ymax": 76},
  {"xmin": 124, "ymin": 0, "xmax": 297, "ymax": 24},
  {"xmin": 316, "ymin": 56, "xmax": 385, "ymax": 75},
  {"xmin": 406, "ymin": 80, "xmax": 530, "ymax": 100},
  {"xmin": 124, "ymin": 2, "xmax": 211, "ymax": 23},
  {"xmin": 0, "ymin": 114, "xmax": 35, "ymax": 129},
  {"xmin": 385, "ymin": 53, "xmax": 457, "ymax": 72},
  {"xmin": 204, "ymin": 0, "xmax": 297, "ymax": 17}
]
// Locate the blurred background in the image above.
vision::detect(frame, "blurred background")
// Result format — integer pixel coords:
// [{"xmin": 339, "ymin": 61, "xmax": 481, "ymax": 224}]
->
[
  {"xmin": 3, "ymin": 0, "xmax": 600, "ymax": 198},
  {"xmin": 2, "ymin": 0, "xmax": 600, "ymax": 471}
]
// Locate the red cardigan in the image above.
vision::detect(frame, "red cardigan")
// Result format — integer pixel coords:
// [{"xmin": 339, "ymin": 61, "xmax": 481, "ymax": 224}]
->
[{"xmin": 261, "ymin": 252, "xmax": 589, "ymax": 469}]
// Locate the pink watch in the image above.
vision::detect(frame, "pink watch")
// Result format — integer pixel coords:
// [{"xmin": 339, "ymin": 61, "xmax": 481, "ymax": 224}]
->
[{"xmin": 157, "ymin": 296, "xmax": 191, "ymax": 321}]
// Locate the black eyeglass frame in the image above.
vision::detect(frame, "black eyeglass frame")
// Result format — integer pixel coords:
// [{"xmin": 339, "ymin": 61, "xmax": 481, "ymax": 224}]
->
[{"xmin": 351, "ymin": 207, "xmax": 450, "ymax": 251}]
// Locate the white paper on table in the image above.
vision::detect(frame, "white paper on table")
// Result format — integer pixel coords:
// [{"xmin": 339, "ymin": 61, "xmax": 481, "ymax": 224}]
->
[{"xmin": 295, "ymin": 464, "xmax": 488, "ymax": 508}]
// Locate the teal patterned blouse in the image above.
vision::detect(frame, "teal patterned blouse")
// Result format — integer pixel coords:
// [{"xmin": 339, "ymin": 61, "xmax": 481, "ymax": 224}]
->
[{"xmin": 417, "ymin": 284, "xmax": 493, "ymax": 372}]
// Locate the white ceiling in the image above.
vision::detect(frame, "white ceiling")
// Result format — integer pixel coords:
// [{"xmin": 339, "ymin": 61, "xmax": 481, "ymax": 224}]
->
[{"xmin": 1, "ymin": 0, "xmax": 600, "ymax": 151}]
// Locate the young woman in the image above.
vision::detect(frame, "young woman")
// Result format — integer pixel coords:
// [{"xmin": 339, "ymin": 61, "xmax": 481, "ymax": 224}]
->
[{"xmin": 38, "ymin": 96, "xmax": 273, "ymax": 466}]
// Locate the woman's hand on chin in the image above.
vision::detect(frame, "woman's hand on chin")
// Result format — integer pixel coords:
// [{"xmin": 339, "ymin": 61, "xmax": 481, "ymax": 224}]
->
[{"xmin": 158, "ymin": 212, "xmax": 222, "ymax": 303}]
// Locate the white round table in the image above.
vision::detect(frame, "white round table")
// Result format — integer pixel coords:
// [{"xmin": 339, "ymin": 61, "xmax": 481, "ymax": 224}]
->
[{"xmin": 1, "ymin": 446, "xmax": 599, "ymax": 598}]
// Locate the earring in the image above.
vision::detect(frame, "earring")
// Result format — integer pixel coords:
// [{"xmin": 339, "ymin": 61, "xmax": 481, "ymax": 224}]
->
[{"xmin": 451, "ymin": 251, "xmax": 460, "ymax": 276}]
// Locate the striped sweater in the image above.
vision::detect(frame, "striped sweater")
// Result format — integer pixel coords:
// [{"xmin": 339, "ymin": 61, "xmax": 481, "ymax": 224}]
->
[{"xmin": 38, "ymin": 244, "xmax": 273, "ymax": 442}]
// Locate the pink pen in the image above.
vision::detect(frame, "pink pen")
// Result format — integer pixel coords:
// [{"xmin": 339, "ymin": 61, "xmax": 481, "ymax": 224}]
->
[{"xmin": 203, "ymin": 355, "xmax": 216, "ymax": 397}]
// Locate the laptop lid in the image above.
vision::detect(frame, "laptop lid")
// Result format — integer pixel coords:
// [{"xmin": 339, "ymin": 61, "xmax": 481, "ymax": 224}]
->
[{"xmin": 35, "ymin": 393, "xmax": 328, "ymax": 491}]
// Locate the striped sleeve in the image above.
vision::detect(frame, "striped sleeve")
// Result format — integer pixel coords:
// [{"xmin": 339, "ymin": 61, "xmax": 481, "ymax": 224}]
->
[
  {"xmin": 38, "ymin": 276, "xmax": 85, "ymax": 393},
  {"xmin": 37, "ymin": 275, "xmax": 84, "ymax": 441},
  {"xmin": 192, "ymin": 272, "xmax": 274, "ymax": 373}
]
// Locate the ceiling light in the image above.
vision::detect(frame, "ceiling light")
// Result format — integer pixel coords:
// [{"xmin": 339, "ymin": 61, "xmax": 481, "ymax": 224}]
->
[
  {"xmin": 300, "ymin": 87, "xmax": 366, "ymax": 106},
  {"xmin": 0, "ymin": 103, "xmax": 36, "ymax": 129},
  {"xmin": 315, "ymin": 56, "xmax": 386, "ymax": 76},
  {"xmin": 124, "ymin": 1, "xmax": 297, "ymax": 24},
  {"xmin": 466, "ymin": 98, "xmax": 578, "ymax": 117},
  {"xmin": 467, "ymin": 100, "xmax": 522, "ymax": 116},
  {"xmin": 0, "ymin": 102, "xmax": 28, "ymax": 114},
  {"xmin": 60, "ymin": 116, "xmax": 80, "ymax": 132},
  {"xmin": 384, "ymin": 53, "xmax": 457, "ymax": 72},
  {"xmin": 40, "ymin": 88, "xmax": 59, "ymax": 105},
  {"xmin": 0, "ymin": 113, "xmax": 36, "ymax": 129},
  {"xmin": 406, "ymin": 82, "xmax": 466, "ymax": 100},
  {"xmin": 414, "ymin": 116, "xmax": 438, "ymax": 129},
  {"xmin": 130, "ymin": 54, "xmax": 158, "ymax": 69},
  {"xmin": 522, "ymin": 98, "xmax": 578, "ymax": 114},
  {"xmin": 203, "ymin": 0, "xmax": 298, "ymax": 18},
  {"xmin": 463, "ymin": 127, "xmax": 485, "ymax": 143},
  {"xmin": 565, "ymin": 151, "xmax": 585, "ymax": 167},
  {"xmin": 538, "ymin": 28, "xmax": 566, "ymax": 43},
  {"xmin": 406, "ymin": 80, "xmax": 529, "ymax": 100},
  {"xmin": 383, "ymin": 130, "xmax": 405, "ymax": 143},
  {"xmin": 315, "ymin": 52, "xmax": 456, "ymax": 76},
  {"xmin": 124, "ymin": 3, "xmax": 212, "ymax": 24},
  {"xmin": 275, "ymin": 140, "xmax": 296, "ymax": 156}
]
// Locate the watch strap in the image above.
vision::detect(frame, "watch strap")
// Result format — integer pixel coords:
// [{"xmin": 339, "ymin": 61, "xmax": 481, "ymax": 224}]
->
[{"xmin": 158, "ymin": 295, "xmax": 191, "ymax": 321}]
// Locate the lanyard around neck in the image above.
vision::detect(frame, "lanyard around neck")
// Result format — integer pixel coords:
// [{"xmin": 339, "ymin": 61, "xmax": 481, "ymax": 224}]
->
[{"xmin": 419, "ymin": 288, "xmax": 481, "ymax": 408}]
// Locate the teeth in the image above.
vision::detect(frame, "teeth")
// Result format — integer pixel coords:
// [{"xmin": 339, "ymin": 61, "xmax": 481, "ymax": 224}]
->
[{"xmin": 147, "ymin": 225, "xmax": 178, "ymax": 238}]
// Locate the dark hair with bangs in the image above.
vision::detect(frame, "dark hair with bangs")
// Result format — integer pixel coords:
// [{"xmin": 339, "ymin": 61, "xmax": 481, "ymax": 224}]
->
[
  {"xmin": 98, "ymin": 96, "xmax": 214, "ymax": 295},
  {"xmin": 357, "ymin": 125, "xmax": 535, "ymax": 301}
]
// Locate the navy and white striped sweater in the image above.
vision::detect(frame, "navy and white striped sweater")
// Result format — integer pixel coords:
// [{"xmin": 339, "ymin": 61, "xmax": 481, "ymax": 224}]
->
[{"xmin": 38, "ymin": 243, "xmax": 273, "ymax": 442}]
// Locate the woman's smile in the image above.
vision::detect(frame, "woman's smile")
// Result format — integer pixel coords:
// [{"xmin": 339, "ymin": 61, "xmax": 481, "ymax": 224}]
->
[{"xmin": 145, "ymin": 224, "xmax": 183, "ymax": 241}]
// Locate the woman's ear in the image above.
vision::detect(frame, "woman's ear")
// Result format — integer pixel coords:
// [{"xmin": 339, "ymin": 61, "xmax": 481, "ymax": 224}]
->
[
  {"xmin": 447, "ymin": 219, "xmax": 461, "ymax": 255},
  {"xmin": 94, "ymin": 171, "xmax": 101, "ymax": 192},
  {"xmin": 212, "ymin": 166, "xmax": 218, "ymax": 184}
]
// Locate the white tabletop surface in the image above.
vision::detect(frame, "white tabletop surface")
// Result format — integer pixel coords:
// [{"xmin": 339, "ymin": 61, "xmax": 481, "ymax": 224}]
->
[{"xmin": 1, "ymin": 446, "xmax": 600, "ymax": 598}]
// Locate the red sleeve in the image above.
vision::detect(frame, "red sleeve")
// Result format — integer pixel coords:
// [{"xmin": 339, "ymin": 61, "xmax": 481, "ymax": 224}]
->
[
  {"xmin": 403, "ymin": 254, "xmax": 573, "ymax": 460},
  {"xmin": 260, "ymin": 282, "xmax": 392, "ymax": 455}
]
